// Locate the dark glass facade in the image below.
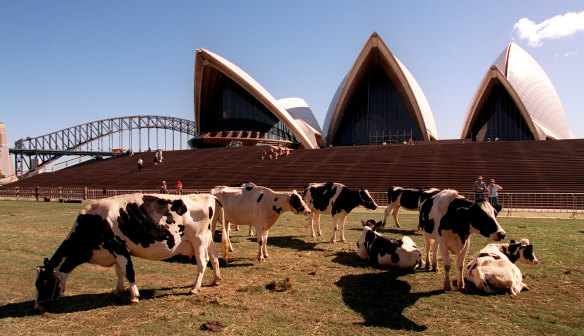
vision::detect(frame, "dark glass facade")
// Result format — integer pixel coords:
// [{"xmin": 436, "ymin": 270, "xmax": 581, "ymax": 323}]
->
[
  {"xmin": 332, "ymin": 66, "xmax": 422, "ymax": 146},
  {"xmin": 199, "ymin": 74, "xmax": 298, "ymax": 146},
  {"xmin": 467, "ymin": 83, "xmax": 534, "ymax": 141}
]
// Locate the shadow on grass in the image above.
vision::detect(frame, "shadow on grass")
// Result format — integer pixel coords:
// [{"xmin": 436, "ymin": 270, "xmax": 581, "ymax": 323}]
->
[
  {"xmin": 335, "ymin": 271, "xmax": 441, "ymax": 331},
  {"xmin": 347, "ymin": 226, "xmax": 421, "ymax": 237},
  {"xmin": 0, "ymin": 285, "xmax": 195, "ymax": 318},
  {"xmin": 258, "ymin": 236, "xmax": 326, "ymax": 252}
]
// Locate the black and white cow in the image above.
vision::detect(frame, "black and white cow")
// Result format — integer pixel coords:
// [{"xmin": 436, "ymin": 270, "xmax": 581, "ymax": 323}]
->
[
  {"xmin": 305, "ymin": 182, "xmax": 378, "ymax": 243},
  {"xmin": 211, "ymin": 184, "xmax": 309, "ymax": 261},
  {"xmin": 34, "ymin": 193, "xmax": 229, "ymax": 312},
  {"xmin": 465, "ymin": 239, "xmax": 538, "ymax": 295},
  {"xmin": 419, "ymin": 189, "xmax": 506, "ymax": 291},
  {"xmin": 382, "ymin": 187, "xmax": 440, "ymax": 228},
  {"xmin": 356, "ymin": 219, "xmax": 422, "ymax": 269}
]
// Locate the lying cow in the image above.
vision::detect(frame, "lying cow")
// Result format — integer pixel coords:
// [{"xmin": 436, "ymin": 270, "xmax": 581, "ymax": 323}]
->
[
  {"xmin": 35, "ymin": 193, "xmax": 229, "ymax": 312},
  {"xmin": 305, "ymin": 182, "xmax": 378, "ymax": 243},
  {"xmin": 382, "ymin": 187, "xmax": 440, "ymax": 228},
  {"xmin": 356, "ymin": 219, "xmax": 422, "ymax": 268},
  {"xmin": 211, "ymin": 184, "xmax": 309, "ymax": 261},
  {"xmin": 465, "ymin": 239, "xmax": 538, "ymax": 295},
  {"xmin": 419, "ymin": 189, "xmax": 506, "ymax": 291}
]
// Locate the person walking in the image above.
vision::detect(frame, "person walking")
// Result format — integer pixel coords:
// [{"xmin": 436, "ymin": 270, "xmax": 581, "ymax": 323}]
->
[
  {"xmin": 473, "ymin": 176, "xmax": 487, "ymax": 201},
  {"xmin": 487, "ymin": 179, "xmax": 503, "ymax": 205},
  {"xmin": 137, "ymin": 157, "xmax": 143, "ymax": 172}
]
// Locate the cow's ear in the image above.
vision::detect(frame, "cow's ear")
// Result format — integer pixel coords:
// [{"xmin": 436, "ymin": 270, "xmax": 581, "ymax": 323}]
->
[
  {"xmin": 510, "ymin": 240, "xmax": 517, "ymax": 244},
  {"xmin": 493, "ymin": 204, "xmax": 503, "ymax": 216}
]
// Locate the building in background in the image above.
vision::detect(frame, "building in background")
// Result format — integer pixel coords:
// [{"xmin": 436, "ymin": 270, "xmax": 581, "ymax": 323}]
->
[
  {"xmin": 323, "ymin": 32, "xmax": 438, "ymax": 146},
  {"xmin": 192, "ymin": 48, "xmax": 323, "ymax": 149},
  {"xmin": 462, "ymin": 42, "xmax": 573, "ymax": 142},
  {"xmin": 0, "ymin": 122, "xmax": 15, "ymax": 180}
]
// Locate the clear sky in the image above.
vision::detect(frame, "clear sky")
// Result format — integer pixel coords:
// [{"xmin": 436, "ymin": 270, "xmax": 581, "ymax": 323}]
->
[{"xmin": 1, "ymin": 1, "xmax": 583, "ymax": 147}]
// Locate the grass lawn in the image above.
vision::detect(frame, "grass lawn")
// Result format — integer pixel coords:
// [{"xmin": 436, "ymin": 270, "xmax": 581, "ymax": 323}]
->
[{"xmin": 0, "ymin": 199, "xmax": 583, "ymax": 335}]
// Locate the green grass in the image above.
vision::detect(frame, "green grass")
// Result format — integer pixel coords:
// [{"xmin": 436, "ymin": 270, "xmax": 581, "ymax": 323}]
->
[{"xmin": 0, "ymin": 200, "xmax": 583, "ymax": 335}]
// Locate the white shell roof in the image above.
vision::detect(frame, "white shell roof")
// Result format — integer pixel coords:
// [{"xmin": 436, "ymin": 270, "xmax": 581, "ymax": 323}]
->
[
  {"xmin": 323, "ymin": 32, "xmax": 438, "ymax": 144},
  {"xmin": 462, "ymin": 43, "xmax": 572, "ymax": 140},
  {"xmin": 194, "ymin": 49, "xmax": 321, "ymax": 149}
]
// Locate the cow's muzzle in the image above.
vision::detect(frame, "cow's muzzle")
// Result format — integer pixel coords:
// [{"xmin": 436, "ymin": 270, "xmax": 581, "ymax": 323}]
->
[{"xmin": 491, "ymin": 231, "xmax": 506, "ymax": 241}]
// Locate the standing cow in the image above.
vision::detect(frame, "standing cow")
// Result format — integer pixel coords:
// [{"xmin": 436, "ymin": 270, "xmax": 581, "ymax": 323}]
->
[
  {"xmin": 419, "ymin": 189, "xmax": 506, "ymax": 291},
  {"xmin": 356, "ymin": 219, "xmax": 422, "ymax": 269},
  {"xmin": 382, "ymin": 187, "xmax": 440, "ymax": 228},
  {"xmin": 211, "ymin": 184, "xmax": 309, "ymax": 261},
  {"xmin": 305, "ymin": 182, "xmax": 378, "ymax": 243},
  {"xmin": 465, "ymin": 239, "xmax": 538, "ymax": 295},
  {"xmin": 34, "ymin": 193, "xmax": 229, "ymax": 312}
]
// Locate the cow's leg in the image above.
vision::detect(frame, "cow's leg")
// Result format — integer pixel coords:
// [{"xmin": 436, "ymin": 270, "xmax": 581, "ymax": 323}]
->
[
  {"xmin": 113, "ymin": 263, "xmax": 124, "ymax": 296},
  {"xmin": 114, "ymin": 255, "xmax": 139, "ymax": 303},
  {"xmin": 308, "ymin": 212, "xmax": 315, "ymax": 237},
  {"xmin": 255, "ymin": 223, "xmax": 266, "ymax": 261},
  {"xmin": 226, "ymin": 220, "xmax": 235, "ymax": 252},
  {"xmin": 261, "ymin": 230, "xmax": 270, "ymax": 259},
  {"xmin": 392, "ymin": 206, "xmax": 401, "ymax": 228},
  {"xmin": 248, "ymin": 225, "xmax": 255, "ymax": 237},
  {"xmin": 330, "ymin": 215, "xmax": 338, "ymax": 243},
  {"xmin": 423, "ymin": 235, "xmax": 435, "ymax": 270},
  {"xmin": 315, "ymin": 213, "xmax": 322, "ymax": 236},
  {"xmin": 382, "ymin": 205, "xmax": 392, "ymax": 226},
  {"xmin": 431, "ymin": 240, "xmax": 439, "ymax": 271},
  {"xmin": 439, "ymin": 242, "xmax": 452, "ymax": 291},
  {"xmin": 339, "ymin": 214, "xmax": 348, "ymax": 242},
  {"xmin": 456, "ymin": 242, "xmax": 471, "ymax": 291},
  {"xmin": 190, "ymin": 236, "xmax": 210, "ymax": 294},
  {"xmin": 207, "ymin": 233, "xmax": 221, "ymax": 286}
]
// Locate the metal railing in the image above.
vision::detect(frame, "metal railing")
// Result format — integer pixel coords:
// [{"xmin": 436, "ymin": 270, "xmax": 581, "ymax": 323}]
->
[{"xmin": 1, "ymin": 187, "xmax": 582, "ymax": 218}]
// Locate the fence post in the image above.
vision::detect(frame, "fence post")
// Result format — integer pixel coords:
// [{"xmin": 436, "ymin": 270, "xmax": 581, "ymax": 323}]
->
[
  {"xmin": 58, "ymin": 187, "xmax": 62, "ymax": 202},
  {"xmin": 83, "ymin": 187, "xmax": 88, "ymax": 201},
  {"xmin": 506, "ymin": 193, "xmax": 513, "ymax": 216},
  {"xmin": 15, "ymin": 186, "xmax": 19, "ymax": 200},
  {"xmin": 571, "ymin": 194, "xmax": 579, "ymax": 219},
  {"xmin": 35, "ymin": 186, "xmax": 40, "ymax": 201}
]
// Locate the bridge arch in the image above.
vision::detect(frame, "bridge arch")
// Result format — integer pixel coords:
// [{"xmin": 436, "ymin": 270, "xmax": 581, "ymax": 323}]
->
[{"xmin": 11, "ymin": 115, "xmax": 196, "ymax": 177}]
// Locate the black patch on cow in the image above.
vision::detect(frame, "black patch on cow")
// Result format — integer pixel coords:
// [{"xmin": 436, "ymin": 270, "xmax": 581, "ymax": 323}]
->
[
  {"xmin": 208, "ymin": 223, "xmax": 211, "ymax": 231},
  {"xmin": 273, "ymin": 205, "xmax": 283, "ymax": 214},
  {"xmin": 246, "ymin": 186, "xmax": 254, "ymax": 191},
  {"xmin": 274, "ymin": 197, "xmax": 278, "ymax": 202},
  {"xmin": 521, "ymin": 244, "xmax": 536, "ymax": 262},
  {"xmin": 208, "ymin": 206, "xmax": 214, "ymax": 220},
  {"xmin": 117, "ymin": 196, "xmax": 176, "ymax": 249},
  {"xmin": 419, "ymin": 198, "xmax": 435, "ymax": 234},
  {"xmin": 438, "ymin": 198, "xmax": 473, "ymax": 243},
  {"xmin": 478, "ymin": 252, "xmax": 501, "ymax": 260},
  {"xmin": 332, "ymin": 187, "xmax": 363, "ymax": 215},
  {"xmin": 257, "ymin": 193, "xmax": 264, "ymax": 203},
  {"xmin": 467, "ymin": 262, "xmax": 477, "ymax": 272},
  {"xmin": 170, "ymin": 199, "xmax": 187, "ymax": 216},
  {"xmin": 504, "ymin": 243, "xmax": 521, "ymax": 263},
  {"xmin": 307, "ymin": 183, "xmax": 337, "ymax": 212},
  {"xmin": 364, "ymin": 230, "xmax": 402, "ymax": 266}
]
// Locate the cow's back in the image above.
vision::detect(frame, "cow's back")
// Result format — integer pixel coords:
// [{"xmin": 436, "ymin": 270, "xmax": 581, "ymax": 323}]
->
[
  {"xmin": 212, "ymin": 186, "xmax": 266, "ymax": 225},
  {"xmin": 305, "ymin": 182, "xmax": 342, "ymax": 214}
]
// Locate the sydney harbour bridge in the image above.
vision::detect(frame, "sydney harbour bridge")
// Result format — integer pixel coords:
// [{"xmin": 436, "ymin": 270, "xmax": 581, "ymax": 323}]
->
[{"xmin": 9, "ymin": 115, "xmax": 196, "ymax": 178}]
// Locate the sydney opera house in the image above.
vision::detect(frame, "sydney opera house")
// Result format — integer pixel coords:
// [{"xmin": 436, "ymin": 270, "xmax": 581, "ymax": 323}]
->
[{"xmin": 190, "ymin": 33, "xmax": 572, "ymax": 150}]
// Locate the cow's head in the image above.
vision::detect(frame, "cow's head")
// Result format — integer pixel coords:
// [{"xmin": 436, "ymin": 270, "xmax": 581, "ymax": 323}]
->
[
  {"xmin": 505, "ymin": 239, "xmax": 539, "ymax": 264},
  {"xmin": 359, "ymin": 188, "xmax": 378, "ymax": 210},
  {"xmin": 467, "ymin": 199, "xmax": 506, "ymax": 241},
  {"xmin": 34, "ymin": 258, "xmax": 64, "ymax": 313},
  {"xmin": 289, "ymin": 190, "xmax": 310, "ymax": 216},
  {"xmin": 361, "ymin": 218, "xmax": 382, "ymax": 231}
]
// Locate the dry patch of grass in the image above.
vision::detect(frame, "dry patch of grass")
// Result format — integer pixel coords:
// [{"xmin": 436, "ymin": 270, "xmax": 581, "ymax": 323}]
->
[{"xmin": 0, "ymin": 200, "xmax": 583, "ymax": 335}]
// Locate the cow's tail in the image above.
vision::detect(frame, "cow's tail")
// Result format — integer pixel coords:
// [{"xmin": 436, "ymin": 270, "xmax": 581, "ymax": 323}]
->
[{"xmin": 215, "ymin": 198, "xmax": 229, "ymax": 265}]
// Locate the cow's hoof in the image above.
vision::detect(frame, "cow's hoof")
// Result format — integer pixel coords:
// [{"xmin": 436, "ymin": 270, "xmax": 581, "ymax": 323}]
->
[
  {"xmin": 330, "ymin": 239, "xmax": 336, "ymax": 244},
  {"xmin": 113, "ymin": 289, "xmax": 123, "ymax": 297},
  {"xmin": 130, "ymin": 298, "xmax": 140, "ymax": 304},
  {"xmin": 189, "ymin": 288, "xmax": 200, "ymax": 294}
]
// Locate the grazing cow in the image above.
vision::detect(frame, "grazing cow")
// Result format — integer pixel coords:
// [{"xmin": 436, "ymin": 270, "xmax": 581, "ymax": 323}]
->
[
  {"xmin": 211, "ymin": 184, "xmax": 309, "ymax": 261},
  {"xmin": 465, "ymin": 239, "xmax": 538, "ymax": 295},
  {"xmin": 356, "ymin": 219, "xmax": 422, "ymax": 269},
  {"xmin": 419, "ymin": 189, "xmax": 506, "ymax": 291},
  {"xmin": 34, "ymin": 193, "xmax": 229, "ymax": 312},
  {"xmin": 305, "ymin": 182, "xmax": 378, "ymax": 243},
  {"xmin": 382, "ymin": 187, "xmax": 440, "ymax": 228}
]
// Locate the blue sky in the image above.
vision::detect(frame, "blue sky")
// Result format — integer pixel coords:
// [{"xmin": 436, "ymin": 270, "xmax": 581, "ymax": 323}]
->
[{"xmin": 1, "ymin": 1, "xmax": 583, "ymax": 147}]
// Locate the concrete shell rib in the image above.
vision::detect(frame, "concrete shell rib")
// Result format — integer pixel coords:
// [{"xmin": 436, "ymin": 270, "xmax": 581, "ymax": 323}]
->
[
  {"xmin": 194, "ymin": 48, "xmax": 321, "ymax": 149},
  {"xmin": 461, "ymin": 42, "xmax": 572, "ymax": 140},
  {"xmin": 323, "ymin": 32, "xmax": 438, "ymax": 144}
]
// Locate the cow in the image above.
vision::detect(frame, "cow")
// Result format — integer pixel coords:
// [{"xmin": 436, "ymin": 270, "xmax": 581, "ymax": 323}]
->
[
  {"xmin": 382, "ymin": 187, "xmax": 440, "ymax": 228},
  {"xmin": 464, "ymin": 239, "xmax": 538, "ymax": 295},
  {"xmin": 419, "ymin": 189, "xmax": 506, "ymax": 291},
  {"xmin": 305, "ymin": 182, "xmax": 378, "ymax": 243},
  {"xmin": 211, "ymin": 184, "xmax": 309, "ymax": 261},
  {"xmin": 226, "ymin": 182, "xmax": 257, "ymax": 235},
  {"xmin": 34, "ymin": 193, "xmax": 229, "ymax": 313},
  {"xmin": 356, "ymin": 219, "xmax": 422, "ymax": 269}
]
